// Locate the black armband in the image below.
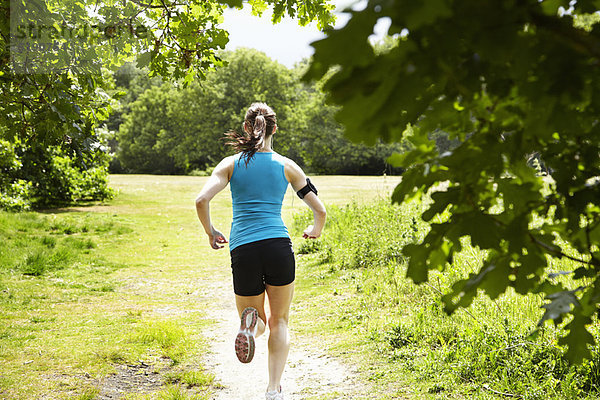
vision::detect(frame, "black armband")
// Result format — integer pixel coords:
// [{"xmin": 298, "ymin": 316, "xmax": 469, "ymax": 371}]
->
[{"xmin": 297, "ymin": 178, "xmax": 318, "ymax": 199}]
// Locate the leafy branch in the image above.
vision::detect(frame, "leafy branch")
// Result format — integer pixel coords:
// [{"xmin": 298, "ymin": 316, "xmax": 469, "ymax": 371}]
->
[{"xmin": 307, "ymin": 0, "xmax": 600, "ymax": 362}]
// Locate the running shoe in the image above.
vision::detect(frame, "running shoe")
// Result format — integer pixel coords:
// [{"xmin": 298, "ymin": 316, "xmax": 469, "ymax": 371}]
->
[
  {"xmin": 235, "ymin": 307, "xmax": 258, "ymax": 363},
  {"xmin": 265, "ymin": 386, "xmax": 284, "ymax": 400}
]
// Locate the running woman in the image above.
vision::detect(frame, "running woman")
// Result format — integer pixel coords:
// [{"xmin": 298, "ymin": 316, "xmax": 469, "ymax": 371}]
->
[{"xmin": 195, "ymin": 102, "xmax": 327, "ymax": 400}]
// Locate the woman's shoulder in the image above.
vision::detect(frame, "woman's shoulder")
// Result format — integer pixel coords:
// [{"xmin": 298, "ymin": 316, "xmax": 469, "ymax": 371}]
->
[
  {"xmin": 214, "ymin": 155, "xmax": 238, "ymax": 180},
  {"xmin": 271, "ymin": 152, "xmax": 288, "ymax": 163},
  {"xmin": 272, "ymin": 152, "xmax": 296, "ymax": 166},
  {"xmin": 218, "ymin": 154, "xmax": 239, "ymax": 166},
  {"xmin": 279, "ymin": 155, "xmax": 301, "ymax": 171},
  {"xmin": 278, "ymin": 154, "xmax": 305, "ymax": 183}
]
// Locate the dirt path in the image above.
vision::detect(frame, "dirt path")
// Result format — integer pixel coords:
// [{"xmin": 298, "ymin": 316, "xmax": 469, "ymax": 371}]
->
[
  {"xmin": 199, "ymin": 270, "xmax": 360, "ymax": 400},
  {"xmin": 93, "ymin": 262, "xmax": 363, "ymax": 400},
  {"xmin": 186, "ymin": 175, "xmax": 401, "ymax": 399},
  {"xmin": 88, "ymin": 175, "xmax": 401, "ymax": 399}
]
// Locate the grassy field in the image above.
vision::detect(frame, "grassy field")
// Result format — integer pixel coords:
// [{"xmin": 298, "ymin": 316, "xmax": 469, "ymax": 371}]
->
[
  {"xmin": 0, "ymin": 174, "xmax": 400, "ymax": 399},
  {"xmin": 1, "ymin": 174, "xmax": 598, "ymax": 399},
  {"xmin": 290, "ymin": 199, "xmax": 600, "ymax": 400},
  {"xmin": 0, "ymin": 175, "xmax": 224, "ymax": 399}
]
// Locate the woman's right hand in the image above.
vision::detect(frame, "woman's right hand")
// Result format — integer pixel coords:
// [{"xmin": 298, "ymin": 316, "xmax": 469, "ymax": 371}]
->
[
  {"xmin": 209, "ymin": 228, "xmax": 229, "ymax": 249},
  {"xmin": 303, "ymin": 225, "xmax": 321, "ymax": 239}
]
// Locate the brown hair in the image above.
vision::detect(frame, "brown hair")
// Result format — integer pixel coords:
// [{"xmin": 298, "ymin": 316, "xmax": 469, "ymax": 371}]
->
[{"xmin": 225, "ymin": 102, "xmax": 277, "ymax": 165}]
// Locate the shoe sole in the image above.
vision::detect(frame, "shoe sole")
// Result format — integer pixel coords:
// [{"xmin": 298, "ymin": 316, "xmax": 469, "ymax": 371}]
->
[{"xmin": 235, "ymin": 307, "xmax": 258, "ymax": 363}]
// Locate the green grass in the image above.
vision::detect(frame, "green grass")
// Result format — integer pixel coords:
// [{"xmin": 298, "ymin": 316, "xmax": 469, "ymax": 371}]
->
[
  {"xmin": 12, "ymin": 173, "xmax": 583, "ymax": 399},
  {"xmin": 120, "ymin": 385, "xmax": 211, "ymax": 400},
  {"xmin": 290, "ymin": 198, "xmax": 600, "ymax": 399},
  {"xmin": 0, "ymin": 212, "xmax": 149, "ymax": 397},
  {"xmin": 135, "ymin": 319, "xmax": 192, "ymax": 364},
  {"xmin": 0, "ymin": 175, "xmax": 225, "ymax": 399},
  {"xmin": 0, "ymin": 174, "xmax": 405, "ymax": 398},
  {"xmin": 164, "ymin": 369, "xmax": 217, "ymax": 388}
]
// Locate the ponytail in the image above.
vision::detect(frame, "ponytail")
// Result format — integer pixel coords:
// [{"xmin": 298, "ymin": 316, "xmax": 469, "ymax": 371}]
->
[
  {"xmin": 253, "ymin": 115, "xmax": 266, "ymax": 149},
  {"xmin": 224, "ymin": 103, "xmax": 277, "ymax": 166}
]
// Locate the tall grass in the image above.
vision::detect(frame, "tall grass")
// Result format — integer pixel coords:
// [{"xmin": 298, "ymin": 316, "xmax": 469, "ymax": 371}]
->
[{"xmin": 293, "ymin": 199, "xmax": 600, "ymax": 399}]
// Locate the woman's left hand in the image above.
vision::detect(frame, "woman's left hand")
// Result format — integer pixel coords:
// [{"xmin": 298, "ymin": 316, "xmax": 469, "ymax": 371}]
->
[
  {"xmin": 209, "ymin": 228, "xmax": 228, "ymax": 249},
  {"xmin": 302, "ymin": 225, "xmax": 320, "ymax": 239}
]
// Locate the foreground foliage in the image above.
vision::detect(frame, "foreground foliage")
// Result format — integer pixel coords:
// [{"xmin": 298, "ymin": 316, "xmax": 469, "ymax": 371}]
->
[
  {"xmin": 293, "ymin": 200, "xmax": 600, "ymax": 398},
  {"xmin": 308, "ymin": 0, "xmax": 600, "ymax": 361}
]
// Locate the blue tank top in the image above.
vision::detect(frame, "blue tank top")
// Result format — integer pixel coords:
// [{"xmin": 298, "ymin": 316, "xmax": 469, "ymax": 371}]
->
[{"xmin": 229, "ymin": 151, "xmax": 290, "ymax": 251}]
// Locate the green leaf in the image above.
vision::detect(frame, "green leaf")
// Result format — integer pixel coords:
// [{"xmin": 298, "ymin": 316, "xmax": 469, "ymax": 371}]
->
[
  {"xmin": 211, "ymin": 29, "xmax": 229, "ymax": 48},
  {"xmin": 539, "ymin": 289, "xmax": 580, "ymax": 325},
  {"xmin": 456, "ymin": 211, "xmax": 501, "ymax": 250},
  {"xmin": 428, "ymin": 240, "xmax": 452, "ymax": 271},
  {"xmin": 478, "ymin": 257, "xmax": 511, "ymax": 300},
  {"xmin": 540, "ymin": 0, "xmax": 570, "ymax": 16},
  {"xmin": 218, "ymin": 0, "xmax": 243, "ymax": 7},
  {"xmin": 442, "ymin": 278, "xmax": 477, "ymax": 313},
  {"xmin": 513, "ymin": 249, "xmax": 546, "ymax": 294},
  {"xmin": 136, "ymin": 52, "xmax": 152, "ymax": 69},
  {"xmin": 400, "ymin": 0, "xmax": 453, "ymax": 30},
  {"xmin": 404, "ymin": 243, "xmax": 430, "ymax": 283},
  {"xmin": 391, "ymin": 165, "xmax": 426, "ymax": 203},
  {"xmin": 386, "ymin": 134, "xmax": 437, "ymax": 167},
  {"xmin": 305, "ymin": 6, "xmax": 378, "ymax": 80},
  {"xmin": 422, "ymin": 187, "xmax": 459, "ymax": 221},
  {"xmin": 504, "ymin": 215, "xmax": 528, "ymax": 254},
  {"xmin": 559, "ymin": 312, "xmax": 594, "ymax": 363}
]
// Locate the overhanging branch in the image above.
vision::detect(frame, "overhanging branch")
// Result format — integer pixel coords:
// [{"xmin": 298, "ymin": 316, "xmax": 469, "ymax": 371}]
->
[{"xmin": 530, "ymin": 11, "xmax": 600, "ymax": 62}]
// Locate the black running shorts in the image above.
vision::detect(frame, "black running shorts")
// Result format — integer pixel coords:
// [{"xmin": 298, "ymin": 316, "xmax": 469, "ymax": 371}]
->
[{"xmin": 230, "ymin": 237, "xmax": 295, "ymax": 296}]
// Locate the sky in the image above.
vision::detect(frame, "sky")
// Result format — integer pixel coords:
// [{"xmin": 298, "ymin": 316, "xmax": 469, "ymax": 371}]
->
[{"xmin": 221, "ymin": 0, "xmax": 389, "ymax": 68}]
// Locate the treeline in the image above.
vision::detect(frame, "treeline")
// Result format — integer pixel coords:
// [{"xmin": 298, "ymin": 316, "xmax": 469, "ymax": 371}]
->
[
  {"xmin": 0, "ymin": 48, "xmax": 405, "ymax": 211},
  {"xmin": 106, "ymin": 48, "xmax": 406, "ymax": 176}
]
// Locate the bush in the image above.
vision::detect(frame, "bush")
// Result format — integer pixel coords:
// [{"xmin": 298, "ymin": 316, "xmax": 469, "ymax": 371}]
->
[
  {"xmin": 0, "ymin": 141, "xmax": 115, "ymax": 210},
  {"xmin": 293, "ymin": 199, "xmax": 426, "ymax": 270},
  {"xmin": 188, "ymin": 167, "xmax": 214, "ymax": 177},
  {"xmin": 38, "ymin": 150, "xmax": 115, "ymax": 204},
  {"xmin": 0, "ymin": 179, "xmax": 32, "ymax": 211},
  {"xmin": 0, "ymin": 139, "xmax": 32, "ymax": 211}
]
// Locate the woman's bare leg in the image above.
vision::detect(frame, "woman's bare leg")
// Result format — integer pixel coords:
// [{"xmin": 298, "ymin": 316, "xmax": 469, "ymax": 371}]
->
[
  {"xmin": 235, "ymin": 292, "xmax": 267, "ymax": 338},
  {"xmin": 265, "ymin": 282, "xmax": 295, "ymax": 392}
]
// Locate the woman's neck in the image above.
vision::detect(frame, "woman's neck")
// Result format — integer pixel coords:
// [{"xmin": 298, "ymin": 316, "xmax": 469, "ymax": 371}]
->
[{"xmin": 257, "ymin": 135, "xmax": 273, "ymax": 152}]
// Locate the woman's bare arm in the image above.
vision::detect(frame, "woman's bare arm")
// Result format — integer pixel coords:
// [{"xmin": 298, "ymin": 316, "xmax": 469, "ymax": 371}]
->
[
  {"xmin": 284, "ymin": 159, "xmax": 326, "ymax": 239},
  {"xmin": 195, "ymin": 157, "xmax": 233, "ymax": 249}
]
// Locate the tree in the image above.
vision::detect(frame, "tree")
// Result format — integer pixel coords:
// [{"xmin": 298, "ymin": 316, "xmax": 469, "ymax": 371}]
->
[
  {"xmin": 117, "ymin": 84, "xmax": 182, "ymax": 174},
  {"xmin": 114, "ymin": 48, "xmax": 406, "ymax": 175},
  {"xmin": 1, "ymin": 0, "xmax": 335, "ymax": 207},
  {"xmin": 115, "ymin": 48, "xmax": 302, "ymax": 173},
  {"xmin": 290, "ymin": 74, "xmax": 406, "ymax": 174},
  {"xmin": 306, "ymin": 0, "xmax": 600, "ymax": 361},
  {"xmin": 171, "ymin": 48, "xmax": 302, "ymax": 170}
]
